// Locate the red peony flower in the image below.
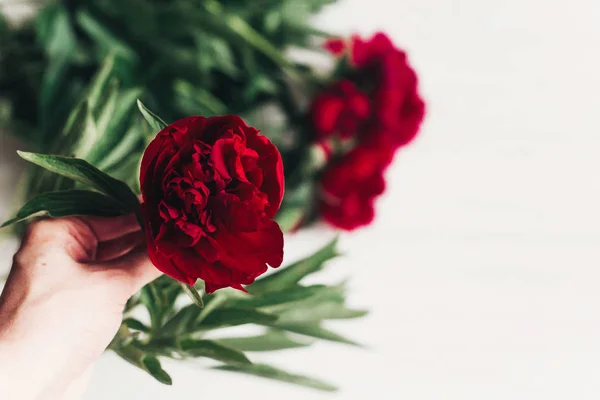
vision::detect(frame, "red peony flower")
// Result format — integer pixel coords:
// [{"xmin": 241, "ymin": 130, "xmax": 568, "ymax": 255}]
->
[
  {"xmin": 140, "ymin": 115, "xmax": 284, "ymax": 293},
  {"xmin": 321, "ymin": 32, "xmax": 426, "ymax": 150},
  {"xmin": 319, "ymin": 146, "xmax": 393, "ymax": 230},
  {"xmin": 310, "ymin": 80, "xmax": 371, "ymax": 140}
]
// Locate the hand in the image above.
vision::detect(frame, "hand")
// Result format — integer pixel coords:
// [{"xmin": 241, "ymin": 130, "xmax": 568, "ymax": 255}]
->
[{"xmin": 0, "ymin": 215, "xmax": 161, "ymax": 400}]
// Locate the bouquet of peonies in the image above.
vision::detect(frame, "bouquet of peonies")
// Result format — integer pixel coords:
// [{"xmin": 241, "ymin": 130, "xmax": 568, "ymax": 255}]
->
[{"xmin": 0, "ymin": 0, "xmax": 425, "ymax": 391}]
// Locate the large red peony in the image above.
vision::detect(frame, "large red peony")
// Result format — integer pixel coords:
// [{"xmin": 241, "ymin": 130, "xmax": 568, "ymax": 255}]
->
[{"xmin": 140, "ymin": 115, "xmax": 284, "ymax": 293}]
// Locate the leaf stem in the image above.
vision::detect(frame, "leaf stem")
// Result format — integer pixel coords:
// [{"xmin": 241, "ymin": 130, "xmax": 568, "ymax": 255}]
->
[{"xmin": 203, "ymin": 0, "xmax": 300, "ymax": 80}]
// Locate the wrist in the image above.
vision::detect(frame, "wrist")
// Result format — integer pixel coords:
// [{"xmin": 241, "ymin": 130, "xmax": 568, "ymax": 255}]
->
[
  {"xmin": 0, "ymin": 338, "xmax": 52, "ymax": 400},
  {"xmin": 0, "ymin": 297, "xmax": 69, "ymax": 399}
]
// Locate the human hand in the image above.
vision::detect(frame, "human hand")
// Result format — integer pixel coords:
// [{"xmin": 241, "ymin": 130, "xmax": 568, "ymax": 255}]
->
[{"xmin": 0, "ymin": 215, "xmax": 161, "ymax": 400}]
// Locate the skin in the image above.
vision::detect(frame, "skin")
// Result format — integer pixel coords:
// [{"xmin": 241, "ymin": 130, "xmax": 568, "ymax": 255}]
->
[{"xmin": 0, "ymin": 215, "xmax": 161, "ymax": 400}]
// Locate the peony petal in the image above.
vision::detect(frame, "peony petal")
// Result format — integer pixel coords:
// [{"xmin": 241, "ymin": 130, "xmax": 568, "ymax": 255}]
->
[
  {"xmin": 323, "ymin": 38, "xmax": 346, "ymax": 55},
  {"xmin": 312, "ymin": 95, "xmax": 345, "ymax": 134}
]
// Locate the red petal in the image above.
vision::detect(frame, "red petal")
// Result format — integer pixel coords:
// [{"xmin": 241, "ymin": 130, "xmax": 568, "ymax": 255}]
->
[{"xmin": 323, "ymin": 38, "xmax": 346, "ymax": 55}]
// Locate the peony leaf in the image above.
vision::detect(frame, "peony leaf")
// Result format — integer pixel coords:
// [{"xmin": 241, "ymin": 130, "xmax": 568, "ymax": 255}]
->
[
  {"xmin": 16, "ymin": 152, "xmax": 140, "ymax": 216},
  {"xmin": 76, "ymin": 11, "xmax": 137, "ymax": 61},
  {"xmin": 36, "ymin": 4, "xmax": 78, "ymax": 128},
  {"xmin": 195, "ymin": 307, "xmax": 278, "ymax": 330},
  {"xmin": 123, "ymin": 318, "xmax": 150, "ymax": 333},
  {"xmin": 179, "ymin": 339, "xmax": 251, "ymax": 365},
  {"xmin": 216, "ymin": 330, "xmax": 312, "ymax": 352},
  {"xmin": 36, "ymin": 3, "xmax": 77, "ymax": 59},
  {"xmin": 274, "ymin": 187, "xmax": 311, "ymax": 232},
  {"xmin": 181, "ymin": 283, "xmax": 204, "ymax": 308},
  {"xmin": 258, "ymin": 283, "xmax": 368, "ymax": 323},
  {"xmin": 260, "ymin": 283, "xmax": 345, "ymax": 312},
  {"xmin": 275, "ymin": 301, "xmax": 369, "ymax": 324},
  {"xmin": 90, "ymin": 87, "xmax": 144, "ymax": 166},
  {"xmin": 213, "ymin": 363, "xmax": 337, "ymax": 392},
  {"xmin": 69, "ymin": 101, "xmax": 99, "ymax": 160},
  {"xmin": 94, "ymin": 78, "xmax": 119, "ymax": 138},
  {"xmin": 1, "ymin": 190, "xmax": 127, "ymax": 228},
  {"xmin": 268, "ymin": 323, "xmax": 360, "ymax": 347},
  {"xmin": 174, "ymin": 80, "xmax": 227, "ymax": 116},
  {"xmin": 159, "ymin": 304, "xmax": 200, "ymax": 338},
  {"xmin": 95, "ymin": 125, "xmax": 143, "ymax": 171},
  {"xmin": 140, "ymin": 283, "xmax": 166, "ymax": 330},
  {"xmin": 230, "ymin": 284, "xmax": 327, "ymax": 308},
  {"xmin": 140, "ymin": 355, "xmax": 172, "ymax": 385},
  {"xmin": 86, "ymin": 54, "xmax": 116, "ymax": 111},
  {"xmin": 114, "ymin": 341, "xmax": 172, "ymax": 385},
  {"xmin": 248, "ymin": 237, "xmax": 340, "ymax": 294},
  {"xmin": 137, "ymin": 100, "xmax": 167, "ymax": 133}
]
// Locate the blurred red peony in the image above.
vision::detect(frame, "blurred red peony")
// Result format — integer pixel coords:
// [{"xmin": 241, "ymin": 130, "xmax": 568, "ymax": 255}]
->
[
  {"xmin": 140, "ymin": 116, "xmax": 284, "ymax": 293},
  {"xmin": 310, "ymin": 80, "xmax": 371, "ymax": 140},
  {"xmin": 310, "ymin": 32, "xmax": 426, "ymax": 230},
  {"xmin": 319, "ymin": 146, "xmax": 393, "ymax": 230},
  {"xmin": 315, "ymin": 32, "xmax": 426, "ymax": 149}
]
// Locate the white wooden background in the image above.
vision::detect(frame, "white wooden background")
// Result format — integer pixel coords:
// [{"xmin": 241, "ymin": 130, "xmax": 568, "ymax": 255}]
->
[{"xmin": 2, "ymin": 0, "xmax": 600, "ymax": 398}]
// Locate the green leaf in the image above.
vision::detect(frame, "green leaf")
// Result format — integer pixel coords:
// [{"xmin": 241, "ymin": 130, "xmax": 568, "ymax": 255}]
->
[
  {"xmin": 140, "ymin": 282, "xmax": 165, "ymax": 330},
  {"xmin": 193, "ymin": 33, "xmax": 238, "ymax": 77},
  {"xmin": 268, "ymin": 323, "xmax": 360, "ymax": 346},
  {"xmin": 76, "ymin": 11, "xmax": 137, "ymax": 62},
  {"xmin": 141, "ymin": 355, "xmax": 172, "ymax": 385},
  {"xmin": 36, "ymin": 4, "xmax": 77, "ymax": 59},
  {"xmin": 173, "ymin": 80, "xmax": 228, "ymax": 116},
  {"xmin": 274, "ymin": 181, "xmax": 312, "ymax": 232},
  {"xmin": 159, "ymin": 292, "xmax": 230, "ymax": 337},
  {"xmin": 123, "ymin": 318, "xmax": 150, "ymax": 333},
  {"xmin": 90, "ymin": 87, "xmax": 144, "ymax": 164},
  {"xmin": 70, "ymin": 101, "xmax": 99, "ymax": 160},
  {"xmin": 243, "ymin": 75, "xmax": 278, "ymax": 102},
  {"xmin": 216, "ymin": 330, "xmax": 312, "ymax": 352},
  {"xmin": 2, "ymin": 190, "xmax": 127, "ymax": 227},
  {"xmin": 137, "ymin": 100, "xmax": 167, "ymax": 133},
  {"xmin": 39, "ymin": 56, "xmax": 71, "ymax": 129},
  {"xmin": 181, "ymin": 283, "xmax": 204, "ymax": 308},
  {"xmin": 16, "ymin": 152, "xmax": 140, "ymax": 213},
  {"xmin": 95, "ymin": 78, "xmax": 119, "ymax": 136},
  {"xmin": 113, "ymin": 337, "xmax": 171, "ymax": 385},
  {"xmin": 179, "ymin": 339, "xmax": 251, "ymax": 365},
  {"xmin": 87, "ymin": 55, "xmax": 116, "ymax": 111},
  {"xmin": 196, "ymin": 307, "xmax": 278, "ymax": 329},
  {"xmin": 95, "ymin": 124, "xmax": 143, "ymax": 171},
  {"xmin": 256, "ymin": 284, "xmax": 368, "ymax": 324},
  {"xmin": 249, "ymin": 238, "xmax": 340, "ymax": 294},
  {"xmin": 104, "ymin": 152, "xmax": 143, "ymax": 193},
  {"xmin": 203, "ymin": 2, "xmax": 293, "ymax": 70},
  {"xmin": 276, "ymin": 301, "xmax": 369, "ymax": 324},
  {"xmin": 231, "ymin": 284, "xmax": 327, "ymax": 308},
  {"xmin": 194, "ymin": 292, "xmax": 228, "ymax": 324},
  {"xmin": 159, "ymin": 305, "xmax": 200, "ymax": 338},
  {"xmin": 214, "ymin": 364, "xmax": 337, "ymax": 392}
]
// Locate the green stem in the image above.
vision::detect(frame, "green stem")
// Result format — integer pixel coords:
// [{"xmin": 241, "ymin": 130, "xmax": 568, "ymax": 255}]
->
[{"xmin": 203, "ymin": 0, "xmax": 299, "ymax": 78}]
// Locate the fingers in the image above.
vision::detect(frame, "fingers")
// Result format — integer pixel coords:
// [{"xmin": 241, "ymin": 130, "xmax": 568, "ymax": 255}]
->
[
  {"xmin": 94, "ymin": 230, "xmax": 146, "ymax": 262},
  {"xmin": 20, "ymin": 218, "xmax": 98, "ymax": 262},
  {"xmin": 79, "ymin": 214, "xmax": 141, "ymax": 242}
]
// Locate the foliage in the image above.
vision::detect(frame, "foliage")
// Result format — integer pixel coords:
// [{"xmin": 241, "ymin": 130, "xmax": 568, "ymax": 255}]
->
[{"xmin": 0, "ymin": 0, "xmax": 370, "ymax": 391}]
